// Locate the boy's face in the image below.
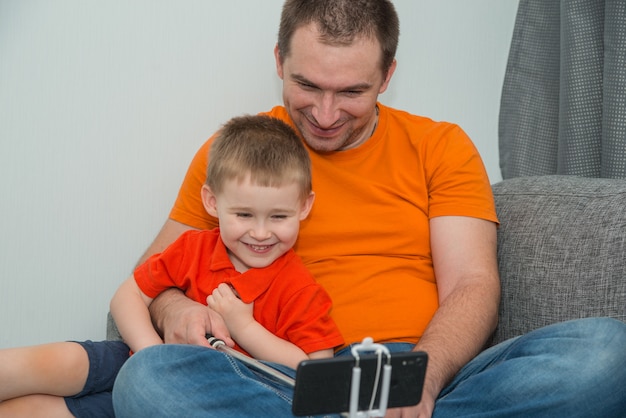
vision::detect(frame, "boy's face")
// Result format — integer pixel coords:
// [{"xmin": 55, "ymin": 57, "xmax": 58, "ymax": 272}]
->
[{"xmin": 202, "ymin": 177, "xmax": 314, "ymax": 272}]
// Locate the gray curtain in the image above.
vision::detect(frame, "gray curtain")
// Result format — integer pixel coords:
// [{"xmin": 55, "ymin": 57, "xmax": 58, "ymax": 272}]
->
[{"xmin": 499, "ymin": 0, "xmax": 626, "ymax": 179}]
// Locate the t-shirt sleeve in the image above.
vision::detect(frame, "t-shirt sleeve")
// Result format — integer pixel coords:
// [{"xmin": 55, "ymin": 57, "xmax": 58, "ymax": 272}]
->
[
  {"xmin": 423, "ymin": 123, "xmax": 498, "ymax": 224},
  {"xmin": 169, "ymin": 138, "xmax": 219, "ymax": 230},
  {"xmin": 133, "ymin": 232, "xmax": 190, "ymax": 298}
]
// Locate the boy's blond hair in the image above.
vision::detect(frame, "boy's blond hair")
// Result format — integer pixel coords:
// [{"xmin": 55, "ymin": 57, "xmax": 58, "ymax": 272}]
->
[{"xmin": 206, "ymin": 115, "xmax": 312, "ymax": 201}]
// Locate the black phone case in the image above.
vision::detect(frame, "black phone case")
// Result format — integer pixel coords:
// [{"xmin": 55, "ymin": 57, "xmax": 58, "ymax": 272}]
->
[{"xmin": 292, "ymin": 351, "xmax": 428, "ymax": 416}]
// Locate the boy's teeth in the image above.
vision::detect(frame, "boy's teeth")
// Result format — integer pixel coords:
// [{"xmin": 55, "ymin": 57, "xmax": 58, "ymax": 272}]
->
[{"xmin": 251, "ymin": 244, "xmax": 269, "ymax": 250}]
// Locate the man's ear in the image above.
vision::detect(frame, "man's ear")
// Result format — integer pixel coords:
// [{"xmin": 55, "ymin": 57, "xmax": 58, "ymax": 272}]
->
[
  {"xmin": 299, "ymin": 191, "xmax": 316, "ymax": 220},
  {"xmin": 201, "ymin": 185, "xmax": 218, "ymax": 217},
  {"xmin": 274, "ymin": 44, "xmax": 284, "ymax": 80},
  {"xmin": 379, "ymin": 59, "xmax": 397, "ymax": 94}
]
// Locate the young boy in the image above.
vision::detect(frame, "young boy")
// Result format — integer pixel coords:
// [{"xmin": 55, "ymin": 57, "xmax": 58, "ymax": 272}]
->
[{"xmin": 0, "ymin": 115, "xmax": 344, "ymax": 417}]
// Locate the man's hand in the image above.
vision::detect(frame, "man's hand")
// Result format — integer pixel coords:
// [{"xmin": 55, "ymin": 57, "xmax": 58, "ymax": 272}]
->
[
  {"xmin": 206, "ymin": 283, "xmax": 254, "ymax": 336},
  {"xmin": 149, "ymin": 288, "xmax": 233, "ymax": 347},
  {"xmin": 384, "ymin": 387, "xmax": 436, "ymax": 418}
]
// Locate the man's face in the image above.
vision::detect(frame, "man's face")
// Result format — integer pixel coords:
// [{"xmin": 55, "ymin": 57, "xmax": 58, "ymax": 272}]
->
[{"xmin": 275, "ymin": 23, "xmax": 396, "ymax": 152}]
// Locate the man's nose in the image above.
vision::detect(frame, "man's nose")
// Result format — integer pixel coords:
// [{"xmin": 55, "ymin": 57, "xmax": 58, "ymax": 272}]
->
[{"xmin": 311, "ymin": 93, "xmax": 340, "ymax": 128}]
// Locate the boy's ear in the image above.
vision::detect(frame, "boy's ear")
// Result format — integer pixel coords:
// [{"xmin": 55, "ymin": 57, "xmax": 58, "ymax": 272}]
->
[
  {"xmin": 201, "ymin": 185, "xmax": 218, "ymax": 217},
  {"xmin": 299, "ymin": 191, "xmax": 315, "ymax": 220}
]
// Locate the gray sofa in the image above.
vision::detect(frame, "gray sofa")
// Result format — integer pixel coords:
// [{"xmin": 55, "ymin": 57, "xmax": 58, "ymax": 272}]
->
[{"xmin": 107, "ymin": 175, "xmax": 626, "ymax": 346}]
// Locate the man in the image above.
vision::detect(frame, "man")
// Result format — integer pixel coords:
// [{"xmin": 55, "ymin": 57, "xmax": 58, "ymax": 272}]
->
[{"xmin": 113, "ymin": 1, "xmax": 626, "ymax": 417}]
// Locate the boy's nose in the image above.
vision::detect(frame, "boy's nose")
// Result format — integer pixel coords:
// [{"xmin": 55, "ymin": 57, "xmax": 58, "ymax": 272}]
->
[{"xmin": 249, "ymin": 223, "xmax": 271, "ymax": 241}]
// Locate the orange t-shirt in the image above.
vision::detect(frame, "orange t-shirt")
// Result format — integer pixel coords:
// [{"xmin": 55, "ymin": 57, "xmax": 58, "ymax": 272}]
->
[{"xmin": 170, "ymin": 104, "xmax": 498, "ymax": 349}]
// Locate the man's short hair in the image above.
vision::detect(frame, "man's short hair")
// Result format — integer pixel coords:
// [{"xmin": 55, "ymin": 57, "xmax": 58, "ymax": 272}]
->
[{"xmin": 277, "ymin": 0, "xmax": 399, "ymax": 77}]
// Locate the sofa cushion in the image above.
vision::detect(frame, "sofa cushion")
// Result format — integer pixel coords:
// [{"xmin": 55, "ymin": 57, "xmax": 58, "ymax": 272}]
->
[{"xmin": 489, "ymin": 175, "xmax": 626, "ymax": 346}]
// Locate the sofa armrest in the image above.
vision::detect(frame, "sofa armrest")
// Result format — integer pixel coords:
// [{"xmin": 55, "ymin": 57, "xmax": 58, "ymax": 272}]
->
[{"xmin": 489, "ymin": 175, "xmax": 626, "ymax": 346}]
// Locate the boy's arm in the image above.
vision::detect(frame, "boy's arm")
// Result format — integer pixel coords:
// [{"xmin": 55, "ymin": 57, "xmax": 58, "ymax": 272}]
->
[
  {"xmin": 207, "ymin": 283, "xmax": 328, "ymax": 369},
  {"xmin": 110, "ymin": 276, "xmax": 163, "ymax": 352},
  {"xmin": 306, "ymin": 349, "xmax": 334, "ymax": 360},
  {"xmin": 231, "ymin": 318, "xmax": 313, "ymax": 369}
]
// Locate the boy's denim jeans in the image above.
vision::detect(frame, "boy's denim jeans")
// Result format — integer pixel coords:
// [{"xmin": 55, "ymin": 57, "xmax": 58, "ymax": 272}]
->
[{"xmin": 113, "ymin": 317, "xmax": 626, "ymax": 417}]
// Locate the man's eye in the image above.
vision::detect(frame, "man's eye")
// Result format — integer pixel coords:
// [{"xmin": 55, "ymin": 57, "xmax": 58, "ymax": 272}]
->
[
  {"xmin": 298, "ymin": 82, "xmax": 317, "ymax": 90},
  {"xmin": 343, "ymin": 90, "xmax": 362, "ymax": 97}
]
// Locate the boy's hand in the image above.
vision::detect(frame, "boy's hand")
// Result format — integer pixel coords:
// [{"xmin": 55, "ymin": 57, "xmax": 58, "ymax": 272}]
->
[{"xmin": 207, "ymin": 283, "xmax": 254, "ymax": 334}]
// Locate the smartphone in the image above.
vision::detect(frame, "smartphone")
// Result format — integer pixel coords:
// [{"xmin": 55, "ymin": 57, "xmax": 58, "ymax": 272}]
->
[{"xmin": 292, "ymin": 351, "xmax": 427, "ymax": 416}]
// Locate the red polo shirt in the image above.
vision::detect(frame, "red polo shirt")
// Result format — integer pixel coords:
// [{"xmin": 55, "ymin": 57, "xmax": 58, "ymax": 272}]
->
[{"xmin": 134, "ymin": 228, "xmax": 343, "ymax": 355}]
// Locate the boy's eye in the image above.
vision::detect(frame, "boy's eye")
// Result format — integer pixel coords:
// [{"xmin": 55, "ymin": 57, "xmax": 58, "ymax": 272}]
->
[
  {"xmin": 271, "ymin": 214, "xmax": 288, "ymax": 220},
  {"xmin": 236, "ymin": 213, "xmax": 252, "ymax": 218}
]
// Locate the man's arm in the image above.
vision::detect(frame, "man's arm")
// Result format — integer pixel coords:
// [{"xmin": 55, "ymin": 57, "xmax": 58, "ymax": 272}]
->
[{"xmin": 392, "ymin": 216, "xmax": 500, "ymax": 418}]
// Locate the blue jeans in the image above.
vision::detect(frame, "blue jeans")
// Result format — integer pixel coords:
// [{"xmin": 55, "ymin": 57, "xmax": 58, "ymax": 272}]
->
[{"xmin": 112, "ymin": 318, "xmax": 626, "ymax": 417}]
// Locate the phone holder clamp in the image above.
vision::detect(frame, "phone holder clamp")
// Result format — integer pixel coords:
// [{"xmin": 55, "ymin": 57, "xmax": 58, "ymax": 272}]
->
[{"xmin": 345, "ymin": 337, "xmax": 392, "ymax": 418}]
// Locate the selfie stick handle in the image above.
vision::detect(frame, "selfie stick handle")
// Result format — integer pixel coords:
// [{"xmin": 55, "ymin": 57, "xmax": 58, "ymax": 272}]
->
[
  {"xmin": 206, "ymin": 334, "xmax": 296, "ymax": 387},
  {"xmin": 347, "ymin": 337, "xmax": 392, "ymax": 418}
]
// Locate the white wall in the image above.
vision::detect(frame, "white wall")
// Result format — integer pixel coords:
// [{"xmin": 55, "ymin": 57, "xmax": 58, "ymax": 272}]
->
[{"xmin": 0, "ymin": 0, "xmax": 518, "ymax": 348}]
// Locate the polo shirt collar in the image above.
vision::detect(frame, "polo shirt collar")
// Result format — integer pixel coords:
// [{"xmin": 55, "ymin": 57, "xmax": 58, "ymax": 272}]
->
[{"xmin": 209, "ymin": 235, "xmax": 291, "ymax": 303}]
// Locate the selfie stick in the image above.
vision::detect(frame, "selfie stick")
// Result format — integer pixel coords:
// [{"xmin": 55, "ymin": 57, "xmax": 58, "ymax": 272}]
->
[
  {"xmin": 347, "ymin": 337, "xmax": 392, "ymax": 418},
  {"xmin": 206, "ymin": 334, "xmax": 296, "ymax": 387}
]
